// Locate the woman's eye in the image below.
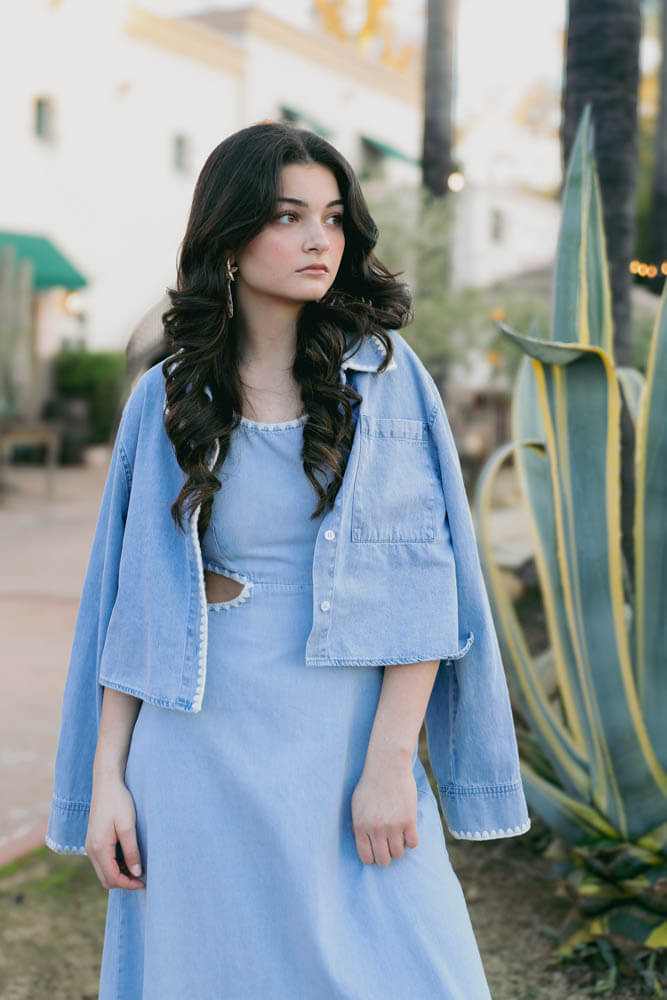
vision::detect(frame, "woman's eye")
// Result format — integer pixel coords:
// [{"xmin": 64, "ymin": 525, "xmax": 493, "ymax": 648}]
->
[{"xmin": 273, "ymin": 211, "xmax": 343, "ymax": 226}]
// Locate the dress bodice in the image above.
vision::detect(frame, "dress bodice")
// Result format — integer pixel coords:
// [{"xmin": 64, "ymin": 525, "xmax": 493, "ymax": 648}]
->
[{"xmin": 200, "ymin": 415, "xmax": 328, "ymax": 585}]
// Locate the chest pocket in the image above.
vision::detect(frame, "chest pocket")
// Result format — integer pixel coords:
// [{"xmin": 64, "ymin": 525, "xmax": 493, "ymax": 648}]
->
[{"xmin": 351, "ymin": 415, "xmax": 446, "ymax": 543}]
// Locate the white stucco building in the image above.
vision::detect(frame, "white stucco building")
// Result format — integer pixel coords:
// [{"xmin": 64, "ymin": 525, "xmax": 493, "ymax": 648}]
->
[{"xmin": 0, "ymin": 0, "xmax": 563, "ymax": 360}]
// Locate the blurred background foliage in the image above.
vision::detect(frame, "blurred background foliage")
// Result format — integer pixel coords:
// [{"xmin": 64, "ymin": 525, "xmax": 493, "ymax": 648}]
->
[{"xmin": 52, "ymin": 348, "xmax": 126, "ymax": 445}]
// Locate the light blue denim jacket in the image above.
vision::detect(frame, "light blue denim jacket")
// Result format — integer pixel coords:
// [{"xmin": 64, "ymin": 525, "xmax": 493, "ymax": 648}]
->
[{"xmin": 46, "ymin": 329, "xmax": 529, "ymax": 854}]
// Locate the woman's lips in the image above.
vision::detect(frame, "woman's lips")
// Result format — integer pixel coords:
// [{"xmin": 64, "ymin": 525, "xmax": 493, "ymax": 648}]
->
[{"xmin": 298, "ymin": 265, "xmax": 328, "ymax": 273}]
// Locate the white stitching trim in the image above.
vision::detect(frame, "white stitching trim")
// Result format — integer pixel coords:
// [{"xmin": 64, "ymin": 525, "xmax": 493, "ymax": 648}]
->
[
  {"xmin": 371, "ymin": 334, "xmax": 398, "ymax": 370},
  {"xmin": 203, "ymin": 563, "xmax": 253, "ymax": 610},
  {"xmin": 341, "ymin": 334, "xmax": 398, "ymax": 372},
  {"xmin": 190, "ymin": 440, "xmax": 221, "ymax": 714},
  {"xmin": 449, "ymin": 820, "xmax": 531, "ymax": 840},
  {"xmin": 191, "ymin": 499, "xmax": 208, "ymax": 714},
  {"xmin": 238, "ymin": 414, "xmax": 307, "ymax": 430},
  {"xmin": 45, "ymin": 835, "xmax": 87, "ymax": 855}
]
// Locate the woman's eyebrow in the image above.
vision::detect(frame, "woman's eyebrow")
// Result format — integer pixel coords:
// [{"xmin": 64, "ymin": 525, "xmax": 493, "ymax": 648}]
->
[{"xmin": 275, "ymin": 196, "xmax": 344, "ymax": 208}]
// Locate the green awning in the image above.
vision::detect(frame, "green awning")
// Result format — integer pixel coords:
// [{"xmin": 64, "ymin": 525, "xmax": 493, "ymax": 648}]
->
[
  {"xmin": 280, "ymin": 105, "xmax": 333, "ymax": 139},
  {"xmin": 0, "ymin": 231, "xmax": 87, "ymax": 291},
  {"xmin": 361, "ymin": 135, "xmax": 421, "ymax": 167}
]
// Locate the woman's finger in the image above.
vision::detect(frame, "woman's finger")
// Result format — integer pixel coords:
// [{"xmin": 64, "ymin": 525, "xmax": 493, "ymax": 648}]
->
[
  {"xmin": 369, "ymin": 826, "xmax": 391, "ymax": 866},
  {"xmin": 88, "ymin": 855, "xmax": 110, "ymax": 890},
  {"xmin": 404, "ymin": 819, "xmax": 419, "ymax": 850},
  {"xmin": 116, "ymin": 826, "xmax": 144, "ymax": 880},
  {"xmin": 94, "ymin": 837, "xmax": 142, "ymax": 890},
  {"xmin": 354, "ymin": 829, "xmax": 375, "ymax": 865},
  {"xmin": 88, "ymin": 838, "xmax": 118, "ymax": 889},
  {"xmin": 387, "ymin": 826, "xmax": 406, "ymax": 859}
]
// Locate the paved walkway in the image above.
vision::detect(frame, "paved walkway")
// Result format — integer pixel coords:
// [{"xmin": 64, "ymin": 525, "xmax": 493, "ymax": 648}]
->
[
  {"xmin": 0, "ymin": 452, "xmax": 110, "ymax": 865},
  {"xmin": 0, "ymin": 450, "xmax": 532, "ymax": 868}
]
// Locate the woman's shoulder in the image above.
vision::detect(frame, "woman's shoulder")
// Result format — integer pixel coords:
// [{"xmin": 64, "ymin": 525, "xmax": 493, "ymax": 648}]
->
[
  {"xmin": 378, "ymin": 327, "xmax": 429, "ymax": 374},
  {"xmin": 116, "ymin": 359, "xmax": 169, "ymax": 446},
  {"xmin": 130, "ymin": 356, "xmax": 169, "ymax": 399},
  {"xmin": 378, "ymin": 329, "xmax": 439, "ymax": 401}
]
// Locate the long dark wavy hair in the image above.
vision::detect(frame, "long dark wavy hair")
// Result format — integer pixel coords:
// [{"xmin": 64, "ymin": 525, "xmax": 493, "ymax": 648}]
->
[{"xmin": 161, "ymin": 121, "xmax": 412, "ymax": 537}]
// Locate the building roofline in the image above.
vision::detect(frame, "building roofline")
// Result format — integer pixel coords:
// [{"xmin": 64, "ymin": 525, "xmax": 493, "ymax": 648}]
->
[
  {"xmin": 181, "ymin": 6, "xmax": 422, "ymax": 107},
  {"xmin": 124, "ymin": 6, "xmax": 246, "ymax": 76}
]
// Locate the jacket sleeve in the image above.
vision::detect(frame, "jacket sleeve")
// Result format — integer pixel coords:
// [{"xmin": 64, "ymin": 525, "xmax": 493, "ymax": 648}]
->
[
  {"xmin": 422, "ymin": 376, "xmax": 531, "ymax": 840},
  {"xmin": 45, "ymin": 403, "xmax": 134, "ymax": 854}
]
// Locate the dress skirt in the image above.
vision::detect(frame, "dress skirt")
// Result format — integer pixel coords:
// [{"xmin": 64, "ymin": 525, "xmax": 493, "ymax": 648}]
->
[
  {"xmin": 99, "ymin": 582, "xmax": 491, "ymax": 999},
  {"xmin": 98, "ymin": 415, "xmax": 492, "ymax": 999}
]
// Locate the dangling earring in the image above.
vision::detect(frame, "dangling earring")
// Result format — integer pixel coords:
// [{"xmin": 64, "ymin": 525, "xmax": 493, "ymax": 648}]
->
[{"xmin": 225, "ymin": 257, "xmax": 238, "ymax": 319}]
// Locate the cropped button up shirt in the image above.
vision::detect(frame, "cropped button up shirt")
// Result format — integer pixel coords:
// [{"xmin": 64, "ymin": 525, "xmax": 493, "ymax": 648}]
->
[{"xmin": 46, "ymin": 329, "xmax": 530, "ymax": 854}]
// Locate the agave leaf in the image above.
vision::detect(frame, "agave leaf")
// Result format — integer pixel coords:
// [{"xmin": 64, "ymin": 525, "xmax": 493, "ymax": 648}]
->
[
  {"xmin": 572, "ymin": 840, "xmax": 666, "ymax": 881},
  {"xmin": 645, "ymin": 921, "xmax": 667, "ymax": 948},
  {"xmin": 559, "ymin": 910, "xmax": 667, "ymax": 955},
  {"xmin": 634, "ymin": 286, "xmax": 667, "ymax": 766},
  {"xmin": 604, "ymin": 909, "xmax": 667, "ymax": 952},
  {"xmin": 502, "ymin": 327, "xmax": 667, "ymax": 838},
  {"xmin": 573, "ymin": 876, "xmax": 630, "ymax": 916},
  {"xmin": 551, "ymin": 103, "xmax": 613, "ymax": 357},
  {"xmin": 616, "ymin": 366, "xmax": 646, "ymax": 428},
  {"xmin": 474, "ymin": 440, "xmax": 589, "ymax": 798},
  {"xmin": 511, "ymin": 350, "xmax": 589, "ymax": 756},
  {"xmin": 618, "ymin": 866, "xmax": 667, "ymax": 915},
  {"xmin": 584, "ymin": 170, "xmax": 614, "ymax": 356},
  {"xmin": 637, "ymin": 821, "xmax": 667, "ymax": 857},
  {"xmin": 521, "ymin": 761, "xmax": 619, "ymax": 843}
]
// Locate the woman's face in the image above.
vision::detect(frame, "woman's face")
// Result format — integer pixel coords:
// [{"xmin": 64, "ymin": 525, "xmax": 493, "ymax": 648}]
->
[{"xmin": 234, "ymin": 162, "xmax": 346, "ymax": 309}]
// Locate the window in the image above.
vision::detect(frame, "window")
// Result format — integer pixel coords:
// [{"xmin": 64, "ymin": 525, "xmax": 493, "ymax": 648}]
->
[
  {"xmin": 172, "ymin": 134, "xmax": 190, "ymax": 173},
  {"xmin": 359, "ymin": 137, "xmax": 386, "ymax": 182},
  {"xmin": 34, "ymin": 97, "xmax": 54, "ymax": 141},
  {"xmin": 490, "ymin": 207, "xmax": 505, "ymax": 243}
]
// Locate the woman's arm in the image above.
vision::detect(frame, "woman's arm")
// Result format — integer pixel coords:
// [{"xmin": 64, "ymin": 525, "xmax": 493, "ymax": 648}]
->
[
  {"xmin": 85, "ymin": 686, "xmax": 146, "ymax": 890},
  {"xmin": 351, "ymin": 660, "xmax": 440, "ymax": 866}
]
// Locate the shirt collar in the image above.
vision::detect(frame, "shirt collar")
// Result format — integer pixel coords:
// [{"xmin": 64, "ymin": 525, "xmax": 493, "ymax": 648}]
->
[{"xmin": 341, "ymin": 332, "xmax": 397, "ymax": 373}]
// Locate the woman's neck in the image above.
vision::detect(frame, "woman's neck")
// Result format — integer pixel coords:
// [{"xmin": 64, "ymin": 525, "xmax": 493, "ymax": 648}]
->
[{"xmin": 234, "ymin": 293, "xmax": 300, "ymax": 374}]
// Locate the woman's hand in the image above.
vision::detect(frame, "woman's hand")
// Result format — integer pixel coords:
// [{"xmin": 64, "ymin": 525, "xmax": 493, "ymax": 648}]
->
[
  {"xmin": 86, "ymin": 686, "xmax": 144, "ymax": 890},
  {"xmin": 85, "ymin": 775, "xmax": 145, "ymax": 890},
  {"xmin": 350, "ymin": 753, "xmax": 419, "ymax": 866}
]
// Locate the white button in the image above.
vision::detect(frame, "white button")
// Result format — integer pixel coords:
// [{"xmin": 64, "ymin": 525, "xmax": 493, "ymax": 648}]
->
[
  {"xmin": 320, "ymin": 600, "xmax": 331, "ymax": 612},
  {"xmin": 324, "ymin": 529, "xmax": 335, "ymax": 540}
]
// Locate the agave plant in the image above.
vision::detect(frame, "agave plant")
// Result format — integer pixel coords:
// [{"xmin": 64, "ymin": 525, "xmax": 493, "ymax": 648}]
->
[{"xmin": 473, "ymin": 104, "xmax": 667, "ymax": 955}]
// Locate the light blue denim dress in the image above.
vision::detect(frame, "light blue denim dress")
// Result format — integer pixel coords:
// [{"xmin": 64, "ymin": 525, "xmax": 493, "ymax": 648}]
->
[{"xmin": 98, "ymin": 412, "xmax": 492, "ymax": 1000}]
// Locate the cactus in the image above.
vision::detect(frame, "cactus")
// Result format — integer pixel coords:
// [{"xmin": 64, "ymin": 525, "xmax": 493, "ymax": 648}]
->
[{"xmin": 473, "ymin": 105, "xmax": 667, "ymax": 955}]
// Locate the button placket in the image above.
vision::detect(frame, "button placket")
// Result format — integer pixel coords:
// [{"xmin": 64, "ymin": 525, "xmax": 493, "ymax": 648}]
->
[{"xmin": 310, "ymin": 503, "xmax": 342, "ymax": 657}]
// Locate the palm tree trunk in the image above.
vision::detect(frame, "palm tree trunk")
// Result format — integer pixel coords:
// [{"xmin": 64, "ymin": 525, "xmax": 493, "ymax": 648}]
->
[
  {"xmin": 561, "ymin": 0, "xmax": 641, "ymax": 367},
  {"xmin": 422, "ymin": 0, "xmax": 456, "ymax": 196},
  {"xmin": 649, "ymin": 0, "xmax": 667, "ymax": 295},
  {"xmin": 561, "ymin": 0, "xmax": 641, "ymax": 585}
]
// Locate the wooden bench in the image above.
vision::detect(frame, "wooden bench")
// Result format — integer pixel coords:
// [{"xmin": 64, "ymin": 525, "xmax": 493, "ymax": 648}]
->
[{"xmin": 0, "ymin": 422, "xmax": 61, "ymax": 500}]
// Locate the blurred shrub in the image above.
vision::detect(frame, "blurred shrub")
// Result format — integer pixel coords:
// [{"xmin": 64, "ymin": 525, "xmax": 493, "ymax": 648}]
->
[
  {"xmin": 365, "ymin": 184, "xmax": 494, "ymax": 384},
  {"xmin": 53, "ymin": 348, "xmax": 127, "ymax": 444}
]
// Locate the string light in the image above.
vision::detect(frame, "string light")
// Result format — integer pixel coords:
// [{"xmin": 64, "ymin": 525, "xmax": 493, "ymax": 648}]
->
[{"xmin": 629, "ymin": 259, "xmax": 667, "ymax": 277}]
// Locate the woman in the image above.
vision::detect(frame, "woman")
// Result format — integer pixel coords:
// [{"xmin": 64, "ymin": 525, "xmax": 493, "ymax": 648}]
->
[{"xmin": 47, "ymin": 122, "xmax": 529, "ymax": 998}]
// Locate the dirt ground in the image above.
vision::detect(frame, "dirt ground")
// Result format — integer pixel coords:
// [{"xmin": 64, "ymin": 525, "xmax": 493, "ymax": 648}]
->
[{"xmin": 0, "ymin": 830, "xmax": 653, "ymax": 1000}]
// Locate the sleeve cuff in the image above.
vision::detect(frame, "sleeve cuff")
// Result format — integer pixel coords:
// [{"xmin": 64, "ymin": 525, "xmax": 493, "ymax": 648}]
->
[
  {"xmin": 45, "ymin": 797, "xmax": 90, "ymax": 855},
  {"xmin": 438, "ymin": 781, "xmax": 531, "ymax": 840}
]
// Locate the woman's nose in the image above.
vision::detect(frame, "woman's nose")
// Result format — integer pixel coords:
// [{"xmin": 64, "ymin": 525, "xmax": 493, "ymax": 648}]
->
[{"xmin": 303, "ymin": 221, "xmax": 330, "ymax": 251}]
